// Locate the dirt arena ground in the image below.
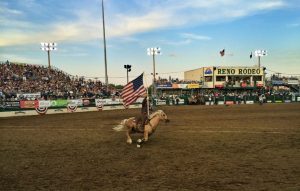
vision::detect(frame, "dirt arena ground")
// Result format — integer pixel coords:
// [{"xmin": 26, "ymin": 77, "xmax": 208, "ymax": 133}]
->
[{"xmin": 0, "ymin": 103, "xmax": 299, "ymax": 191}]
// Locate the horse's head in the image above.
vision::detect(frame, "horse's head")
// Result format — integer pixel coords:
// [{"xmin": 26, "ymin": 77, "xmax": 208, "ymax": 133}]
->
[{"xmin": 155, "ymin": 110, "xmax": 170, "ymax": 123}]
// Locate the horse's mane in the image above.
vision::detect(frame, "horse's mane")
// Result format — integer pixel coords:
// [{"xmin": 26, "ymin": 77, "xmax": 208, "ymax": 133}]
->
[{"xmin": 149, "ymin": 110, "xmax": 164, "ymax": 119}]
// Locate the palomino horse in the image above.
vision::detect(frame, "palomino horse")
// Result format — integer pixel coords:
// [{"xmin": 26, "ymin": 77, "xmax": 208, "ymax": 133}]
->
[{"xmin": 113, "ymin": 110, "xmax": 170, "ymax": 145}]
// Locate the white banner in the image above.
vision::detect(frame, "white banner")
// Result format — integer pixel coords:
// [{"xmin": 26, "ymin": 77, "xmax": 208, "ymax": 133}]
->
[
  {"xmin": 218, "ymin": 101, "xmax": 225, "ymax": 105},
  {"xmin": 205, "ymin": 101, "xmax": 214, "ymax": 105},
  {"xmin": 67, "ymin": 99, "xmax": 82, "ymax": 106},
  {"xmin": 38, "ymin": 100, "xmax": 51, "ymax": 107},
  {"xmin": 98, "ymin": 98, "xmax": 122, "ymax": 105},
  {"xmin": 287, "ymin": 80, "xmax": 299, "ymax": 85},
  {"xmin": 95, "ymin": 98, "xmax": 142, "ymax": 106},
  {"xmin": 177, "ymin": 99, "xmax": 185, "ymax": 105},
  {"xmin": 95, "ymin": 99, "xmax": 105, "ymax": 107},
  {"xmin": 155, "ymin": 99, "xmax": 166, "ymax": 105},
  {"xmin": 17, "ymin": 92, "xmax": 41, "ymax": 99}
]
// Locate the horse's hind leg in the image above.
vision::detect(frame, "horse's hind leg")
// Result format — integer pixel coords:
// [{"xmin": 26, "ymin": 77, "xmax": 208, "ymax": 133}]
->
[{"xmin": 126, "ymin": 129, "xmax": 133, "ymax": 144}]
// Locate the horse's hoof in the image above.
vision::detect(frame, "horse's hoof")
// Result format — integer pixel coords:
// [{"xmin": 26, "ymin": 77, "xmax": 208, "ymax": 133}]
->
[
  {"xmin": 127, "ymin": 140, "xmax": 132, "ymax": 144},
  {"xmin": 137, "ymin": 139, "xmax": 142, "ymax": 143},
  {"xmin": 137, "ymin": 144, "xmax": 141, "ymax": 148}
]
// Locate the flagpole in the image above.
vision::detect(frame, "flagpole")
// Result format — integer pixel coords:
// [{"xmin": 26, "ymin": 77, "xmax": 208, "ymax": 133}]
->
[{"xmin": 143, "ymin": 72, "xmax": 150, "ymax": 118}]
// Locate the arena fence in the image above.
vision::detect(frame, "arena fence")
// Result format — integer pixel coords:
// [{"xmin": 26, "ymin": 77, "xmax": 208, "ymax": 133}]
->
[
  {"xmin": 0, "ymin": 95, "xmax": 299, "ymax": 117},
  {"xmin": 157, "ymin": 95, "xmax": 300, "ymax": 106}
]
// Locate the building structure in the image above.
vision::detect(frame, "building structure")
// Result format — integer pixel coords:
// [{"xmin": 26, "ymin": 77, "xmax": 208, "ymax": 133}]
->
[{"xmin": 184, "ymin": 66, "xmax": 265, "ymax": 89}]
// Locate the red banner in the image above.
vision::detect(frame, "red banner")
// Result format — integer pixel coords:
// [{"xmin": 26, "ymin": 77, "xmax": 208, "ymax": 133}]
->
[{"xmin": 19, "ymin": 100, "xmax": 39, "ymax": 108}]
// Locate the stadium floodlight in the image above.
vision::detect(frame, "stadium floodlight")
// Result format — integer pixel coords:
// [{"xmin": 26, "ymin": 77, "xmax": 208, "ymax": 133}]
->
[
  {"xmin": 40, "ymin": 42, "xmax": 57, "ymax": 69},
  {"xmin": 124, "ymin": 65, "xmax": 132, "ymax": 83},
  {"xmin": 147, "ymin": 47, "xmax": 161, "ymax": 97},
  {"xmin": 254, "ymin": 49, "xmax": 267, "ymax": 67}
]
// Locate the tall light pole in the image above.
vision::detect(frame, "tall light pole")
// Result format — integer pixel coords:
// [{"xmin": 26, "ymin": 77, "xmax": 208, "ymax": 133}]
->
[
  {"xmin": 254, "ymin": 49, "xmax": 268, "ymax": 88},
  {"xmin": 41, "ymin": 42, "xmax": 57, "ymax": 70},
  {"xmin": 254, "ymin": 49, "xmax": 267, "ymax": 68},
  {"xmin": 101, "ymin": 0, "xmax": 108, "ymax": 92},
  {"xmin": 147, "ymin": 47, "xmax": 161, "ymax": 97},
  {"xmin": 124, "ymin": 65, "xmax": 131, "ymax": 83}
]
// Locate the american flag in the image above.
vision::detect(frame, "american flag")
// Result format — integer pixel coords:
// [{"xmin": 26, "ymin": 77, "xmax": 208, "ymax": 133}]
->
[{"xmin": 121, "ymin": 73, "xmax": 146, "ymax": 107}]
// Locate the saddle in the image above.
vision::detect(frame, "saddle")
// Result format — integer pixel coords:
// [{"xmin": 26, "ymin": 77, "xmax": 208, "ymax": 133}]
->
[{"xmin": 133, "ymin": 116, "xmax": 149, "ymax": 133}]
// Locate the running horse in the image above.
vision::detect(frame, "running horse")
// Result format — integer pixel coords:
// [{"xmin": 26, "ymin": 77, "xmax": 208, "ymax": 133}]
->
[{"xmin": 113, "ymin": 110, "xmax": 170, "ymax": 145}]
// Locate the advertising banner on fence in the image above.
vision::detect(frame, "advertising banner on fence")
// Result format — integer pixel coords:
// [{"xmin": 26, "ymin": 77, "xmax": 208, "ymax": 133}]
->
[
  {"xmin": 67, "ymin": 99, "xmax": 83, "ymax": 106},
  {"xmin": 82, "ymin": 99, "xmax": 95, "ymax": 107},
  {"xmin": 156, "ymin": 84, "xmax": 172, "ymax": 89},
  {"xmin": 37, "ymin": 100, "xmax": 51, "ymax": 108},
  {"xmin": 155, "ymin": 99, "xmax": 167, "ymax": 105},
  {"xmin": 95, "ymin": 99, "xmax": 106, "ymax": 106},
  {"xmin": 157, "ymin": 83, "xmax": 201, "ymax": 89},
  {"xmin": 1, "ymin": 101, "xmax": 20, "ymax": 110},
  {"xmin": 187, "ymin": 84, "xmax": 200, "ymax": 89},
  {"xmin": 100, "ymin": 98, "xmax": 122, "ymax": 105},
  {"xmin": 170, "ymin": 84, "xmax": 187, "ymax": 89},
  {"xmin": 177, "ymin": 98, "xmax": 185, "ymax": 105},
  {"xmin": 17, "ymin": 92, "xmax": 41, "ymax": 99},
  {"xmin": 246, "ymin": 101, "xmax": 254, "ymax": 104},
  {"xmin": 50, "ymin": 100, "xmax": 68, "ymax": 107},
  {"xmin": 95, "ymin": 97, "xmax": 142, "ymax": 107},
  {"xmin": 19, "ymin": 100, "xmax": 38, "ymax": 108}
]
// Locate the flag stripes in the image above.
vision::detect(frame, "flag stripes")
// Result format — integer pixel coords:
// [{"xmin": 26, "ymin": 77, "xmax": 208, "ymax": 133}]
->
[{"xmin": 121, "ymin": 73, "xmax": 146, "ymax": 107}]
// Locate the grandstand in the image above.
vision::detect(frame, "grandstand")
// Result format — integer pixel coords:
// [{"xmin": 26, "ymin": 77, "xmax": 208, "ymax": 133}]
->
[
  {"xmin": 1, "ymin": 61, "xmax": 299, "ymax": 104},
  {"xmin": 184, "ymin": 66, "xmax": 266, "ymax": 89},
  {"xmin": 0, "ymin": 61, "xmax": 117, "ymax": 101}
]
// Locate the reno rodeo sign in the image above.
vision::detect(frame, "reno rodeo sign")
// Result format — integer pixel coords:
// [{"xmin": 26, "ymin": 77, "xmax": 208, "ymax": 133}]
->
[{"xmin": 216, "ymin": 67, "xmax": 263, "ymax": 76}]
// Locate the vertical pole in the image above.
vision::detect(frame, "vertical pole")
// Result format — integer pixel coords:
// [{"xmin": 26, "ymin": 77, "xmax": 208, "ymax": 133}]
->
[
  {"xmin": 126, "ymin": 69, "xmax": 129, "ymax": 83},
  {"xmin": 152, "ymin": 53, "xmax": 156, "ymax": 97},
  {"xmin": 47, "ymin": 50, "xmax": 51, "ymax": 69},
  {"xmin": 263, "ymin": 68, "xmax": 266, "ymax": 88},
  {"xmin": 47, "ymin": 49, "xmax": 51, "ymax": 76},
  {"xmin": 147, "ymin": 90, "xmax": 150, "ymax": 118},
  {"xmin": 298, "ymin": 83, "xmax": 300, "ymax": 99},
  {"xmin": 212, "ymin": 67, "xmax": 215, "ymax": 88},
  {"xmin": 143, "ymin": 73, "xmax": 150, "ymax": 118},
  {"xmin": 258, "ymin": 56, "xmax": 261, "ymax": 68},
  {"xmin": 152, "ymin": 54, "xmax": 156, "ymax": 81},
  {"xmin": 102, "ymin": 0, "xmax": 108, "ymax": 92}
]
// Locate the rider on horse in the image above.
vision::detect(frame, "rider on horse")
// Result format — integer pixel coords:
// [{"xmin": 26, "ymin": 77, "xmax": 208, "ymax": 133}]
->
[{"xmin": 136, "ymin": 94, "xmax": 152, "ymax": 131}]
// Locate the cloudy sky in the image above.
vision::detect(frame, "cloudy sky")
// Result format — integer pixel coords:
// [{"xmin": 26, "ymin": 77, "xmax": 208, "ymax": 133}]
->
[{"xmin": 0, "ymin": 0, "xmax": 300, "ymax": 85}]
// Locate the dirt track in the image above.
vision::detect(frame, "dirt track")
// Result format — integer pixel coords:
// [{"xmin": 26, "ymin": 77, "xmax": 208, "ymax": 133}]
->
[{"xmin": 0, "ymin": 103, "xmax": 300, "ymax": 191}]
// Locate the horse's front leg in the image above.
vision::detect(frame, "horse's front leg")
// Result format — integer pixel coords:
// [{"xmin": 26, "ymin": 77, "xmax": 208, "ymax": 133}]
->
[
  {"xmin": 137, "ymin": 130, "xmax": 149, "ymax": 145},
  {"xmin": 126, "ymin": 128, "xmax": 133, "ymax": 144},
  {"xmin": 143, "ymin": 130, "xmax": 149, "ymax": 142}
]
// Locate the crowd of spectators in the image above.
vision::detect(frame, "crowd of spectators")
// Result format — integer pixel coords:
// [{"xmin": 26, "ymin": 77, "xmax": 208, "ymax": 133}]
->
[
  {"xmin": 159, "ymin": 87, "xmax": 294, "ymax": 105},
  {"xmin": 0, "ymin": 61, "xmax": 115, "ymax": 101},
  {"xmin": 1, "ymin": 61, "xmax": 298, "ymax": 102}
]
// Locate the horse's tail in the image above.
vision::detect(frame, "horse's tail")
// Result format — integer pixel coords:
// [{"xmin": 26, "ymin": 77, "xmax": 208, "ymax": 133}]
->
[{"xmin": 113, "ymin": 119, "xmax": 127, "ymax": 131}]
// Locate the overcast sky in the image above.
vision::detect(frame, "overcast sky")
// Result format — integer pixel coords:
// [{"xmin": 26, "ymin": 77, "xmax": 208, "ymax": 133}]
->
[{"xmin": 0, "ymin": 0, "xmax": 300, "ymax": 85}]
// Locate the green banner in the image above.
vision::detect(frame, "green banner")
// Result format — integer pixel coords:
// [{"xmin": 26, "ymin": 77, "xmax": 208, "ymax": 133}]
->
[{"xmin": 50, "ymin": 100, "xmax": 68, "ymax": 107}]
